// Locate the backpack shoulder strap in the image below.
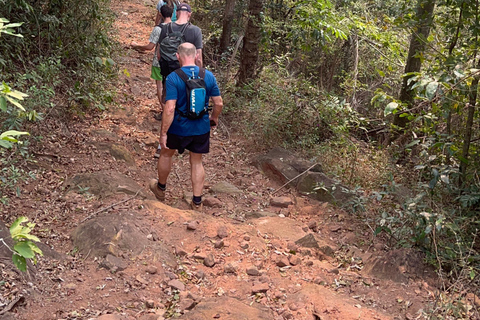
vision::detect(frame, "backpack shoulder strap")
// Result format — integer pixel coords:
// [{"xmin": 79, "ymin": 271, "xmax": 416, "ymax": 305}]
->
[
  {"xmin": 166, "ymin": 22, "xmax": 173, "ymax": 34},
  {"xmin": 174, "ymin": 68, "xmax": 189, "ymax": 83},
  {"xmin": 198, "ymin": 68, "xmax": 205, "ymax": 79},
  {"xmin": 180, "ymin": 22, "xmax": 190, "ymax": 34}
]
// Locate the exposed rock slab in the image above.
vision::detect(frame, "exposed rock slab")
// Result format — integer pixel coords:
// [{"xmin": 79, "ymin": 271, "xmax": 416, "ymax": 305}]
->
[
  {"xmin": 109, "ymin": 106, "xmax": 137, "ymax": 126},
  {"xmin": 210, "ymin": 181, "xmax": 242, "ymax": 194},
  {"xmin": 289, "ymin": 283, "xmax": 393, "ymax": 320},
  {"xmin": 295, "ymin": 233, "xmax": 320, "ymax": 249},
  {"xmin": 244, "ymin": 211, "xmax": 276, "ymax": 219},
  {"xmin": 65, "ymin": 171, "xmax": 148, "ymax": 199},
  {"xmin": 91, "ymin": 129, "xmax": 119, "ymax": 141},
  {"xmin": 71, "ymin": 211, "xmax": 175, "ymax": 267},
  {"xmin": 253, "ymin": 216, "xmax": 306, "ymax": 241},
  {"xmin": 177, "ymin": 296, "xmax": 272, "ymax": 319},
  {"xmin": 270, "ymin": 196, "xmax": 293, "ymax": 208},
  {"xmin": 297, "ymin": 171, "xmax": 353, "ymax": 203},
  {"xmin": 255, "ymin": 147, "xmax": 353, "ymax": 204},
  {"xmin": 95, "ymin": 142, "xmax": 136, "ymax": 166},
  {"xmin": 363, "ymin": 248, "xmax": 436, "ymax": 284},
  {"xmin": 255, "ymin": 147, "xmax": 323, "ymax": 181}
]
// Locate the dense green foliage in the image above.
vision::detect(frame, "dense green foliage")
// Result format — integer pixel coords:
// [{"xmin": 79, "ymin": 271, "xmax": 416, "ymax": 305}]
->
[
  {"xmin": 0, "ymin": 0, "xmax": 116, "ymax": 203},
  {"xmin": 0, "ymin": 0, "xmax": 117, "ymax": 113},
  {"xmin": 195, "ymin": 0, "xmax": 480, "ymax": 312}
]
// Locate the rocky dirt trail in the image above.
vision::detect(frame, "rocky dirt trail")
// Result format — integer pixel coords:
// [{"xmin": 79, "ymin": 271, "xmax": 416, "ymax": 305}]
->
[{"xmin": 0, "ymin": 0, "xmax": 445, "ymax": 319}]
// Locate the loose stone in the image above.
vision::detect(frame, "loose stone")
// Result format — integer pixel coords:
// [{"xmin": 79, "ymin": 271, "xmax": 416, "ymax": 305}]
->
[
  {"xmin": 168, "ymin": 279, "xmax": 185, "ymax": 291},
  {"xmin": 204, "ymin": 253, "xmax": 216, "ymax": 267},
  {"xmin": 246, "ymin": 266, "xmax": 260, "ymax": 276}
]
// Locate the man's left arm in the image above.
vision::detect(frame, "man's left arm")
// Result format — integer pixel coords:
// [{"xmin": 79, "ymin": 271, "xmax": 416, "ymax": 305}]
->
[
  {"xmin": 193, "ymin": 26, "xmax": 203, "ymax": 67},
  {"xmin": 160, "ymin": 99, "xmax": 176, "ymax": 148}
]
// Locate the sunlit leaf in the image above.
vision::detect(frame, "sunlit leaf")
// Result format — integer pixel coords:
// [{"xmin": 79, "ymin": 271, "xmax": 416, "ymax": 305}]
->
[
  {"xmin": 30, "ymin": 243, "xmax": 43, "ymax": 256},
  {"xmin": 14, "ymin": 242, "xmax": 35, "ymax": 259},
  {"xmin": 384, "ymin": 102, "xmax": 398, "ymax": 116},
  {"xmin": 5, "ymin": 89, "xmax": 28, "ymax": 100},
  {"xmin": 453, "ymin": 70, "xmax": 464, "ymax": 78},
  {"xmin": 425, "ymin": 81, "xmax": 438, "ymax": 100},
  {"xmin": 440, "ymin": 174, "xmax": 449, "ymax": 184},
  {"xmin": 4, "ymin": 96, "xmax": 25, "ymax": 111},
  {"xmin": 4, "ymin": 23, "xmax": 23, "ymax": 28},
  {"xmin": 9, "ymin": 217, "xmax": 28, "ymax": 236},
  {"xmin": 0, "ymin": 136, "xmax": 18, "ymax": 143},
  {"xmin": 405, "ymin": 140, "xmax": 420, "ymax": 148}
]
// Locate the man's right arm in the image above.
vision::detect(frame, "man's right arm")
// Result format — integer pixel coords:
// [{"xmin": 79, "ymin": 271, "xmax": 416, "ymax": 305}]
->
[
  {"xmin": 160, "ymin": 99, "xmax": 176, "ymax": 149},
  {"xmin": 209, "ymin": 96, "xmax": 223, "ymax": 126},
  {"xmin": 131, "ymin": 42, "xmax": 155, "ymax": 52}
]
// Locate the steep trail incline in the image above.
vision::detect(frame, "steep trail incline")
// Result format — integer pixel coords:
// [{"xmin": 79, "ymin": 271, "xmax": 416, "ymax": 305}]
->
[{"xmin": 0, "ymin": 1, "xmax": 443, "ymax": 320}]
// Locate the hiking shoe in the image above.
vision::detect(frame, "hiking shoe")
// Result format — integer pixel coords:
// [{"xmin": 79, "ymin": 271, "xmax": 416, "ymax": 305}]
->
[
  {"xmin": 153, "ymin": 112, "xmax": 163, "ymax": 121},
  {"xmin": 149, "ymin": 179, "xmax": 165, "ymax": 201},
  {"xmin": 191, "ymin": 201, "xmax": 203, "ymax": 211},
  {"xmin": 154, "ymin": 145, "xmax": 161, "ymax": 159}
]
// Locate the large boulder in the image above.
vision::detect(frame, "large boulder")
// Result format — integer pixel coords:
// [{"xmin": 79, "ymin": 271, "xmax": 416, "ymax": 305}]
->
[
  {"xmin": 71, "ymin": 211, "xmax": 175, "ymax": 267},
  {"xmin": 362, "ymin": 248, "xmax": 437, "ymax": 284},
  {"xmin": 65, "ymin": 171, "xmax": 149, "ymax": 199},
  {"xmin": 255, "ymin": 148, "xmax": 353, "ymax": 204}
]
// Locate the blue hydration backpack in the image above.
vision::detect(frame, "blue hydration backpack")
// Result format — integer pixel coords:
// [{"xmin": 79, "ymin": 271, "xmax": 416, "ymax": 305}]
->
[{"xmin": 174, "ymin": 68, "xmax": 209, "ymax": 120}]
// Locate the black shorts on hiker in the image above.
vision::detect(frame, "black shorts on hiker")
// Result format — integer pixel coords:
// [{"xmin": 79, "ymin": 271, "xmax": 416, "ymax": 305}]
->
[{"xmin": 166, "ymin": 132, "xmax": 210, "ymax": 154}]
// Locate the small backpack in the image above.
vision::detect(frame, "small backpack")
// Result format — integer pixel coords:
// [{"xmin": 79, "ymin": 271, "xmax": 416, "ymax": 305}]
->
[
  {"xmin": 158, "ymin": 22, "xmax": 190, "ymax": 78},
  {"xmin": 174, "ymin": 68, "xmax": 209, "ymax": 120}
]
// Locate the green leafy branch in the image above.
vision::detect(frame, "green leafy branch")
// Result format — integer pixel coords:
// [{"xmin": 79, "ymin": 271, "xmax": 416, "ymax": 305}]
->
[
  {"xmin": 0, "ymin": 19, "xmax": 29, "ymax": 149},
  {"xmin": 0, "ymin": 82, "xmax": 30, "ymax": 149},
  {"xmin": 1, "ymin": 81, "xmax": 28, "ymax": 112},
  {"xmin": 8, "ymin": 217, "xmax": 43, "ymax": 272},
  {"xmin": 0, "ymin": 18, "xmax": 23, "ymax": 38}
]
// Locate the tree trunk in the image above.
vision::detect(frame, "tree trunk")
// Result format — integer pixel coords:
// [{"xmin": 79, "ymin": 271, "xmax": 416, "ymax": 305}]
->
[
  {"xmin": 446, "ymin": 3, "xmax": 464, "ymax": 165},
  {"xmin": 459, "ymin": 59, "xmax": 480, "ymax": 186},
  {"xmin": 238, "ymin": 0, "xmax": 264, "ymax": 85},
  {"xmin": 394, "ymin": 0, "xmax": 436, "ymax": 128},
  {"xmin": 219, "ymin": 0, "xmax": 236, "ymax": 54}
]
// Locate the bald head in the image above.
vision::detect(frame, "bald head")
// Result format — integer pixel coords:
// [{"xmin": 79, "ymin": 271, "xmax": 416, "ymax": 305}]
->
[
  {"xmin": 176, "ymin": 42, "xmax": 197, "ymax": 66},
  {"xmin": 177, "ymin": 42, "xmax": 196, "ymax": 58}
]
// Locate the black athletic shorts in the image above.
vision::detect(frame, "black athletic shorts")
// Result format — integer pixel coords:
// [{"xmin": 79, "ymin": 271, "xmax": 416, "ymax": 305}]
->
[{"xmin": 166, "ymin": 132, "xmax": 210, "ymax": 154}]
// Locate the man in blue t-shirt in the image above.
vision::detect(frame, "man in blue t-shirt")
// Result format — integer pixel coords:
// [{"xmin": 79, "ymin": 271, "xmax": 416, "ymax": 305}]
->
[{"xmin": 149, "ymin": 42, "xmax": 223, "ymax": 210}]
